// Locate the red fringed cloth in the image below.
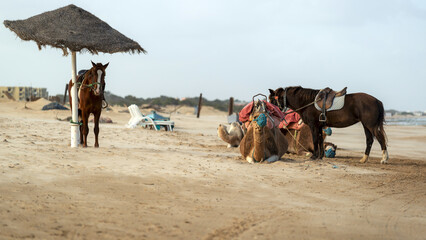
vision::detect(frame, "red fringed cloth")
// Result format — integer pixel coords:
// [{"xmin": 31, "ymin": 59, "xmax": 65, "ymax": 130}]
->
[
  {"xmin": 279, "ymin": 109, "xmax": 304, "ymax": 130},
  {"xmin": 239, "ymin": 101, "xmax": 304, "ymax": 130},
  {"xmin": 239, "ymin": 101, "xmax": 284, "ymax": 129}
]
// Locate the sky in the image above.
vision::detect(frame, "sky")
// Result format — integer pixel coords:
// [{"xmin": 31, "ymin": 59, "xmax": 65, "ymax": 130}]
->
[{"xmin": 1, "ymin": 0, "xmax": 426, "ymax": 111}]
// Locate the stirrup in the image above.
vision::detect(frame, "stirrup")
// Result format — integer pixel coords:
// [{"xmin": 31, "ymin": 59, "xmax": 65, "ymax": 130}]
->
[
  {"xmin": 102, "ymin": 99, "xmax": 109, "ymax": 109},
  {"xmin": 319, "ymin": 113, "xmax": 327, "ymax": 122}
]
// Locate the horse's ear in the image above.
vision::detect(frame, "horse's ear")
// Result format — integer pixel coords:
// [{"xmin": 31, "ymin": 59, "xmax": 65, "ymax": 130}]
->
[
  {"xmin": 91, "ymin": 61, "xmax": 96, "ymax": 67},
  {"xmin": 103, "ymin": 62, "xmax": 109, "ymax": 69},
  {"xmin": 268, "ymin": 89, "xmax": 275, "ymax": 95},
  {"xmin": 276, "ymin": 87, "xmax": 284, "ymax": 96}
]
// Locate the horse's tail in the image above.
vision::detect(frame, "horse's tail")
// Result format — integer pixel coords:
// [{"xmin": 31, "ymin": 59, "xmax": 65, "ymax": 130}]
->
[{"xmin": 374, "ymin": 99, "xmax": 388, "ymax": 148}]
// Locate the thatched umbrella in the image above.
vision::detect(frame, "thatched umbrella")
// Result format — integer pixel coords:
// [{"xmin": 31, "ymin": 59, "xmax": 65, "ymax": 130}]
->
[{"xmin": 4, "ymin": 4, "xmax": 146, "ymax": 147}]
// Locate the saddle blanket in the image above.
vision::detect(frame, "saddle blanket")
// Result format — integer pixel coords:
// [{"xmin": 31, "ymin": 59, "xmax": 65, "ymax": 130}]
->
[
  {"xmin": 239, "ymin": 101, "xmax": 284, "ymax": 130},
  {"xmin": 314, "ymin": 95, "xmax": 345, "ymax": 112},
  {"xmin": 239, "ymin": 100, "xmax": 284, "ymax": 123},
  {"xmin": 279, "ymin": 109, "xmax": 304, "ymax": 130}
]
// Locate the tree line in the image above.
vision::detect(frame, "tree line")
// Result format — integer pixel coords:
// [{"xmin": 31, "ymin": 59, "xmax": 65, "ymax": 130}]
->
[{"xmin": 104, "ymin": 91, "xmax": 246, "ymax": 112}]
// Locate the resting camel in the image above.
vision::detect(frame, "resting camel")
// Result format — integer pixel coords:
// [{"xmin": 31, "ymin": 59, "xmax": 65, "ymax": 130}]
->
[
  {"xmin": 240, "ymin": 100, "xmax": 288, "ymax": 163},
  {"xmin": 217, "ymin": 122, "xmax": 244, "ymax": 148},
  {"xmin": 282, "ymin": 124, "xmax": 332, "ymax": 156},
  {"xmin": 282, "ymin": 124, "xmax": 314, "ymax": 155}
]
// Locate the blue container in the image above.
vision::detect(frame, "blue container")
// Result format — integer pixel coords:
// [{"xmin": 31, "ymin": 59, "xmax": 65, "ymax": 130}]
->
[
  {"xmin": 323, "ymin": 127, "xmax": 332, "ymax": 136},
  {"xmin": 325, "ymin": 148, "xmax": 336, "ymax": 158}
]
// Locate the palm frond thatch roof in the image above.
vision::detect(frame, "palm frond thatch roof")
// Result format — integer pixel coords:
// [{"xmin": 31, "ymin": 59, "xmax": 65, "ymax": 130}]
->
[{"xmin": 3, "ymin": 4, "xmax": 146, "ymax": 55}]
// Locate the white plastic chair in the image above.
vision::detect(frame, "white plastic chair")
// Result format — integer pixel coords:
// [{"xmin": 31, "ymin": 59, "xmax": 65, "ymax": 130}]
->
[{"xmin": 126, "ymin": 104, "xmax": 174, "ymax": 131}]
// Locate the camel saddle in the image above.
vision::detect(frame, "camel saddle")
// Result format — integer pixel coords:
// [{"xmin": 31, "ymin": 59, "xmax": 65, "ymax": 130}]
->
[{"xmin": 314, "ymin": 87, "xmax": 347, "ymax": 110}]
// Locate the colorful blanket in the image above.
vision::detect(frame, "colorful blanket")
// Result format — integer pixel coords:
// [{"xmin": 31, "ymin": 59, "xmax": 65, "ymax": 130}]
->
[
  {"xmin": 239, "ymin": 100, "xmax": 284, "ymax": 123},
  {"xmin": 279, "ymin": 109, "xmax": 303, "ymax": 130},
  {"xmin": 239, "ymin": 101, "xmax": 303, "ymax": 130}
]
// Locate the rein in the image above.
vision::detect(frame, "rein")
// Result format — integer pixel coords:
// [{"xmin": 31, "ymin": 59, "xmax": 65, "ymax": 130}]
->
[
  {"xmin": 283, "ymin": 101, "xmax": 317, "ymax": 115},
  {"xmin": 78, "ymin": 82, "xmax": 100, "ymax": 88},
  {"xmin": 78, "ymin": 81, "xmax": 101, "ymax": 92},
  {"xmin": 275, "ymin": 88, "xmax": 317, "ymax": 114},
  {"xmin": 77, "ymin": 70, "xmax": 109, "ymax": 109},
  {"xmin": 77, "ymin": 69, "xmax": 103, "ymax": 93}
]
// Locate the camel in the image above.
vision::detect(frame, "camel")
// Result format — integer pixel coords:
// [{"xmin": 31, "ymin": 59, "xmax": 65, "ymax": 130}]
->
[
  {"xmin": 282, "ymin": 124, "xmax": 314, "ymax": 156},
  {"xmin": 217, "ymin": 122, "xmax": 244, "ymax": 148},
  {"xmin": 239, "ymin": 100, "xmax": 288, "ymax": 163},
  {"xmin": 282, "ymin": 124, "xmax": 335, "ymax": 157}
]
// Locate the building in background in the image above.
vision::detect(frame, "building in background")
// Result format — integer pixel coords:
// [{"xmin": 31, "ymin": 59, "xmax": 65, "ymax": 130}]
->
[{"xmin": 0, "ymin": 86, "xmax": 48, "ymax": 101}]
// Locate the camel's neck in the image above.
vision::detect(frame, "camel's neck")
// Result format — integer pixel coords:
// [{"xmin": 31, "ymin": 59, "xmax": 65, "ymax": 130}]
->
[{"xmin": 252, "ymin": 127, "xmax": 265, "ymax": 162}]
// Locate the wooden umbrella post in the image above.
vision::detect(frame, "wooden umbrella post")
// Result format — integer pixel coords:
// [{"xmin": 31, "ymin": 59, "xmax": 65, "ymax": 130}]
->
[
  {"xmin": 63, "ymin": 83, "xmax": 68, "ymax": 104},
  {"xmin": 228, "ymin": 97, "xmax": 234, "ymax": 116},
  {"xmin": 197, "ymin": 93, "xmax": 202, "ymax": 118},
  {"xmin": 70, "ymin": 51, "xmax": 80, "ymax": 147}
]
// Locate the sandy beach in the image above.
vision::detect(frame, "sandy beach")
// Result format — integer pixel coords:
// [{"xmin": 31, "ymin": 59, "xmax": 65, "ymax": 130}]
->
[{"xmin": 0, "ymin": 98, "xmax": 425, "ymax": 239}]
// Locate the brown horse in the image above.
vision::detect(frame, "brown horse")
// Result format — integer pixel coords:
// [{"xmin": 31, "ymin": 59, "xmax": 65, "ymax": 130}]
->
[
  {"xmin": 68, "ymin": 61, "xmax": 109, "ymax": 148},
  {"xmin": 269, "ymin": 86, "xmax": 388, "ymax": 163}
]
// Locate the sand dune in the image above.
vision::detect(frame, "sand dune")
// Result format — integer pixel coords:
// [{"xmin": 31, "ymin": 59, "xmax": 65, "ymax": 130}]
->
[{"xmin": 0, "ymin": 100, "xmax": 425, "ymax": 239}]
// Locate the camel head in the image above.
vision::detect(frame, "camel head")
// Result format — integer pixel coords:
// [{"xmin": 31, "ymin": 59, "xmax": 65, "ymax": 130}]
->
[{"xmin": 252, "ymin": 112, "xmax": 267, "ymax": 132}]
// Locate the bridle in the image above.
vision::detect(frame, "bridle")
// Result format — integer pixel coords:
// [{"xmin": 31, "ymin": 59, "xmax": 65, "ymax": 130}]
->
[
  {"xmin": 273, "ymin": 87, "xmax": 317, "ymax": 114},
  {"xmin": 272, "ymin": 87, "xmax": 287, "ymax": 112},
  {"xmin": 251, "ymin": 94, "xmax": 275, "ymax": 127},
  {"xmin": 79, "ymin": 68, "xmax": 105, "ymax": 96}
]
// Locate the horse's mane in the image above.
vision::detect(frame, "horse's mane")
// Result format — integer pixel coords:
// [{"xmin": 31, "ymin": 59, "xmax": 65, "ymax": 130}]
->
[
  {"xmin": 85, "ymin": 69, "xmax": 95, "ymax": 79},
  {"xmin": 287, "ymin": 86, "xmax": 319, "ymax": 103}
]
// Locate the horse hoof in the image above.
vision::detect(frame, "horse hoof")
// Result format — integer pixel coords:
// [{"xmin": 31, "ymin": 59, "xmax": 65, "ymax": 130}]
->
[
  {"xmin": 310, "ymin": 155, "xmax": 318, "ymax": 160},
  {"xmin": 380, "ymin": 159, "xmax": 388, "ymax": 164},
  {"xmin": 360, "ymin": 154, "xmax": 369, "ymax": 163}
]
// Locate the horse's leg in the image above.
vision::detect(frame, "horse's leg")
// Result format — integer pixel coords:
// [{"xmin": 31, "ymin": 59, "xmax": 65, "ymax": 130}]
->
[
  {"xmin": 78, "ymin": 109, "xmax": 83, "ymax": 144},
  {"xmin": 318, "ymin": 127, "xmax": 325, "ymax": 159},
  {"xmin": 81, "ymin": 111, "xmax": 89, "ymax": 148},
  {"xmin": 309, "ymin": 125, "xmax": 320, "ymax": 160},
  {"xmin": 360, "ymin": 125, "xmax": 374, "ymax": 163},
  {"xmin": 79, "ymin": 125, "xmax": 83, "ymax": 144},
  {"xmin": 373, "ymin": 126, "xmax": 388, "ymax": 164},
  {"xmin": 93, "ymin": 111, "xmax": 101, "ymax": 148}
]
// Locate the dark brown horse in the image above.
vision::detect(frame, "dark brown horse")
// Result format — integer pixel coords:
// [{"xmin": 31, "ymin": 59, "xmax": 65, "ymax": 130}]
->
[
  {"xmin": 68, "ymin": 61, "xmax": 109, "ymax": 148},
  {"xmin": 269, "ymin": 86, "xmax": 388, "ymax": 163}
]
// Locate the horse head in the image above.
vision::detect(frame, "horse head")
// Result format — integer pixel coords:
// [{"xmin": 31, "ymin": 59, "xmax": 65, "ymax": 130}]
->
[
  {"xmin": 268, "ymin": 88, "xmax": 286, "ymax": 111},
  {"xmin": 84, "ymin": 61, "xmax": 109, "ymax": 96}
]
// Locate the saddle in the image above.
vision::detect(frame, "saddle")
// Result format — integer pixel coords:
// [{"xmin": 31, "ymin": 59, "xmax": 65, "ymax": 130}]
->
[
  {"xmin": 76, "ymin": 69, "xmax": 88, "ymax": 87},
  {"xmin": 315, "ymin": 87, "xmax": 347, "ymax": 110}
]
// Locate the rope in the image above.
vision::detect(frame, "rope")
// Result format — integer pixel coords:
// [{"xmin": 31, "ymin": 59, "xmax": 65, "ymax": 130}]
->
[
  {"xmin": 81, "ymin": 82, "xmax": 100, "ymax": 88},
  {"xmin": 294, "ymin": 130, "xmax": 298, "ymax": 153},
  {"xmin": 283, "ymin": 127, "xmax": 310, "ymax": 153},
  {"xmin": 70, "ymin": 120, "xmax": 82, "ymax": 126},
  {"xmin": 283, "ymin": 101, "xmax": 317, "ymax": 115}
]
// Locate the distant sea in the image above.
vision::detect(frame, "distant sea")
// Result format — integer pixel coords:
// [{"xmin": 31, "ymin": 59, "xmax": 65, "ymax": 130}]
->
[{"xmin": 385, "ymin": 117, "xmax": 426, "ymax": 126}]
